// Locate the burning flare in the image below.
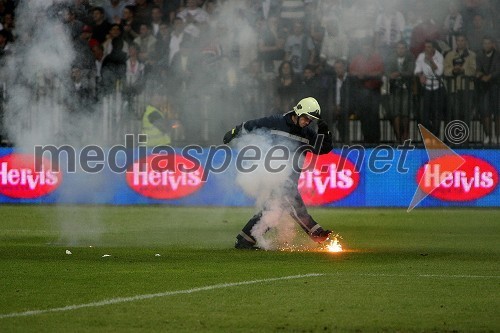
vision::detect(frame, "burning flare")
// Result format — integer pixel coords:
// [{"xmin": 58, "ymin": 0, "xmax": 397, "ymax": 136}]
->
[
  {"xmin": 325, "ymin": 236, "xmax": 343, "ymax": 253},
  {"xmin": 274, "ymin": 233, "xmax": 344, "ymax": 252}
]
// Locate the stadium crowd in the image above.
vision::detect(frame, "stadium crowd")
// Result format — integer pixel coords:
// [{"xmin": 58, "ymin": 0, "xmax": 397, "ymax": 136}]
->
[{"xmin": 0, "ymin": 0, "xmax": 499, "ymax": 146}]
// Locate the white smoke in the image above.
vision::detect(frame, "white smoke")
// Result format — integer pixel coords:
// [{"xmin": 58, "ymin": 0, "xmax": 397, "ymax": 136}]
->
[
  {"xmin": 0, "ymin": 0, "xmax": 115, "ymax": 245},
  {"xmin": 3, "ymin": 0, "xmax": 75, "ymax": 149},
  {"xmin": 234, "ymin": 130, "xmax": 302, "ymax": 250}
]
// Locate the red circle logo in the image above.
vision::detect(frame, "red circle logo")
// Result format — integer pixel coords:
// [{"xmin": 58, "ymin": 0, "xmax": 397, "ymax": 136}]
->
[
  {"xmin": 299, "ymin": 152, "xmax": 359, "ymax": 205},
  {"xmin": 126, "ymin": 154, "xmax": 204, "ymax": 199},
  {"xmin": 416, "ymin": 155, "xmax": 498, "ymax": 201},
  {"xmin": 0, "ymin": 154, "xmax": 62, "ymax": 199}
]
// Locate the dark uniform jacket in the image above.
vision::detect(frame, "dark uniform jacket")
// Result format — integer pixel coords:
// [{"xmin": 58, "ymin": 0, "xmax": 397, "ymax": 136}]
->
[{"xmin": 237, "ymin": 111, "xmax": 333, "ymax": 186}]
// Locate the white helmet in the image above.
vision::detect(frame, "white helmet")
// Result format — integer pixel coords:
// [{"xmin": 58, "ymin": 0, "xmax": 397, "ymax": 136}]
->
[{"xmin": 293, "ymin": 97, "xmax": 321, "ymax": 120}]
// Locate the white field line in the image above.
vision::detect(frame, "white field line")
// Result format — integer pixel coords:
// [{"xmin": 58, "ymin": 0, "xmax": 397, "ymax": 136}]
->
[
  {"xmin": 0, "ymin": 273, "xmax": 324, "ymax": 319},
  {"xmin": 1, "ymin": 272, "xmax": 499, "ymax": 320},
  {"xmin": 357, "ymin": 273, "xmax": 500, "ymax": 279}
]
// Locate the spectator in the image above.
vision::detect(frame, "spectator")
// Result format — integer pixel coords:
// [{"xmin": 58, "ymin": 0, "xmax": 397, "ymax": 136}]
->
[
  {"xmin": 410, "ymin": 18, "xmax": 441, "ymax": 58},
  {"xmin": 134, "ymin": 23, "xmax": 157, "ymax": 72},
  {"xmin": 1, "ymin": 12, "xmax": 15, "ymax": 42},
  {"xmin": 161, "ymin": 0, "xmax": 183, "ymax": 24},
  {"xmin": 0, "ymin": 0, "xmax": 15, "ymax": 15},
  {"xmin": 153, "ymin": 22, "xmax": 170, "ymax": 72},
  {"xmin": 72, "ymin": 0, "xmax": 93, "ymax": 25},
  {"xmin": 63, "ymin": 7, "xmax": 84, "ymax": 41},
  {"xmin": 91, "ymin": 40, "xmax": 125, "ymax": 97},
  {"xmin": 47, "ymin": 1, "xmax": 68, "ymax": 21},
  {"xmin": 121, "ymin": 5, "xmax": 140, "ymax": 44},
  {"xmin": 385, "ymin": 41, "xmax": 415, "ymax": 143},
  {"xmin": 235, "ymin": 0, "xmax": 260, "ymax": 29},
  {"xmin": 317, "ymin": 0, "xmax": 342, "ymax": 26},
  {"xmin": 203, "ymin": 0, "xmax": 219, "ymax": 26},
  {"xmin": 476, "ymin": 36, "xmax": 500, "ymax": 144},
  {"xmin": 176, "ymin": 0, "xmax": 208, "ymax": 38},
  {"xmin": 199, "ymin": 26, "xmax": 223, "ymax": 68},
  {"xmin": 104, "ymin": 26, "xmax": 128, "ymax": 84},
  {"xmin": 401, "ymin": 4, "xmax": 424, "ymax": 48},
  {"xmin": 240, "ymin": 59, "xmax": 269, "ymax": 119},
  {"xmin": 0, "ymin": 29, "xmax": 12, "ymax": 60},
  {"xmin": 168, "ymin": 17, "xmax": 188, "ymax": 66},
  {"xmin": 123, "ymin": 43, "xmax": 145, "ymax": 99},
  {"xmin": 234, "ymin": 4, "xmax": 259, "ymax": 71},
  {"xmin": 209, "ymin": 57, "xmax": 244, "ymax": 139},
  {"xmin": 443, "ymin": 0, "xmax": 463, "ymax": 51},
  {"xmin": 284, "ymin": 20, "xmax": 315, "ymax": 75},
  {"xmin": 467, "ymin": 13, "xmax": 494, "ymax": 53},
  {"xmin": 169, "ymin": 37, "xmax": 198, "ymax": 90},
  {"xmin": 274, "ymin": 60, "xmax": 299, "ymax": 113},
  {"xmin": 307, "ymin": 9, "xmax": 325, "ymax": 66},
  {"xmin": 280, "ymin": 0, "xmax": 305, "ymax": 32},
  {"xmin": 444, "ymin": 33, "xmax": 476, "ymax": 123},
  {"xmin": 254, "ymin": 0, "xmax": 281, "ymax": 21},
  {"xmin": 134, "ymin": 0, "xmax": 153, "ymax": 25},
  {"xmin": 91, "ymin": 42, "xmax": 108, "ymax": 96},
  {"xmin": 331, "ymin": 59, "xmax": 355, "ymax": 143},
  {"xmin": 91, "ymin": 6, "xmax": 112, "ymax": 43},
  {"xmin": 488, "ymin": 1, "xmax": 500, "ymax": 38},
  {"xmin": 72, "ymin": 25, "xmax": 95, "ymax": 74},
  {"xmin": 150, "ymin": 6, "xmax": 164, "ymax": 38},
  {"xmin": 103, "ymin": 0, "xmax": 126, "ymax": 24},
  {"xmin": 375, "ymin": 1, "xmax": 405, "ymax": 52},
  {"xmin": 414, "ymin": 40, "xmax": 445, "ymax": 138},
  {"xmin": 169, "ymin": 39, "xmax": 202, "ymax": 142},
  {"xmin": 313, "ymin": 62, "xmax": 333, "ymax": 110},
  {"xmin": 152, "ymin": 0, "xmax": 174, "ymax": 21},
  {"xmin": 298, "ymin": 64, "xmax": 327, "ymax": 112},
  {"xmin": 462, "ymin": 0, "xmax": 492, "ymax": 36},
  {"xmin": 103, "ymin": 23, "xmax": 129, "ymax": 58},
  {"xmin": 349, "ymin": 38, "xmax": 384, "ymax": 144},
  {"xmin": 319, "ymin": 19, "xmax": 348, "ymax": 67},
  {"xmin": 342, "ymin": 0, "xmax": 380, "ymax": 45},
  {"xmin": 257, "ymin": 15, "xmax": 285, "ymax": 73},
  {"xmin": 67, "ymin": 66, "xmax": 94, "ymax": 112}
]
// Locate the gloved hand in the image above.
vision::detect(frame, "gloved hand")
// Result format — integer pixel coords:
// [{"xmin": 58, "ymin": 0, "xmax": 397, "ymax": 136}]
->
[
  {"xmin": 316, "ymin": 119, "xmax": 333, "ymax": 153},
  {"xmin": 317, "ymin": 119, "xmax": 330, "ymax": 134},
  {"xmin": 223, "ymin": 125, "xmax": 241, "ymax": 144},
  {"xmin": 223, "ymin": 130, "xmax": 235, "ymax": 144}
]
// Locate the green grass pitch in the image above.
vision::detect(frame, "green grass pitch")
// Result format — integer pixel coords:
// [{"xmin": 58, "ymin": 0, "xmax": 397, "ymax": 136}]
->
[{"xmin": 0, "ymin": 205, "xmax": 499, "ymax": 332}]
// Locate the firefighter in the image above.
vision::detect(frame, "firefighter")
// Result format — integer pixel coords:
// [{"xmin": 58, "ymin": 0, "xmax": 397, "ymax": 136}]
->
[{"xmin": 223, "ymin": 97, "xmax": 334, "ymax": 249}]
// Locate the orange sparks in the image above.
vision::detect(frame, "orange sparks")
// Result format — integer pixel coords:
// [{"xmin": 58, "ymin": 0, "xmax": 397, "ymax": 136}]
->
[{"xmin": 325, "ymin": 237, "xmax": 343, "ymax": 253}]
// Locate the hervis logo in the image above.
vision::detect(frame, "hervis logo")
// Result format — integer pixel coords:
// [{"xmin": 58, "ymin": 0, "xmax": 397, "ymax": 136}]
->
[
  {"xmin": 416, "ymin": 155, "xmax": 498, "ymax": 201},
  {"xmin": 126, "ymin": 154, "xmax": 204, "ymax": 199},
  {"xmin": 0, "ymin": 153, "xmax": 62, "ymax": 199},
  {"xmin": 409, "ymin": 125, "xmax": 497, "ymax": 210},
  {"xmin": 299, "ymin": 152, "xmax": 359, "ymax": 205}
]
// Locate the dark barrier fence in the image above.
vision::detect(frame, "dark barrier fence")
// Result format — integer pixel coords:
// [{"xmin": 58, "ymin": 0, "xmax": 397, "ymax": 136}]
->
[
  {"xmin": 333, "ymin": 75, "xmax": 499, "ymax": 147},
  {"xmin": 0, "ymin": 76, "xmax": 498, "ymax": 147}
]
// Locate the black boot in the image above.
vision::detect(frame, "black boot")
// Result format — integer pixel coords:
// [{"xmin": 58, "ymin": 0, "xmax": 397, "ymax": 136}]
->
[{"xmin": 234, "ymin": 233, "xmax": 259, "ymax": 250}]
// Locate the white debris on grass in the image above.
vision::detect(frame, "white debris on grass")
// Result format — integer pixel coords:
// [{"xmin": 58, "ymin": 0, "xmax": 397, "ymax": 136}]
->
[
  {"xmin": 65, "ymin": 250, "xmax": 72, "ymax": 255},
  {"xmin": 102, "ymin": 254, "xmax": 111, "ymax": 258}
]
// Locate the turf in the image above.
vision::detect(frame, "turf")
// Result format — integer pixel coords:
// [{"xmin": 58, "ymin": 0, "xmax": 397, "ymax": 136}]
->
[{"xmin": 0, "ymin": 206, "xmax": 499, "ymax": 332}]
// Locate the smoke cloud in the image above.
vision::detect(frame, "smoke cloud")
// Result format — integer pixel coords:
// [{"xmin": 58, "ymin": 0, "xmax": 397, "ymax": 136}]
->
[
  {"xmin": 3, "ymin": 1, "xmax": 75, "ymax": 149},
  {"xmin": 234, "ymin": 130, "xmax": 308, "ymax": 250},
  {"xmin": 1, "ymin": 0, "xmax": 116, "ymax": 245}
]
